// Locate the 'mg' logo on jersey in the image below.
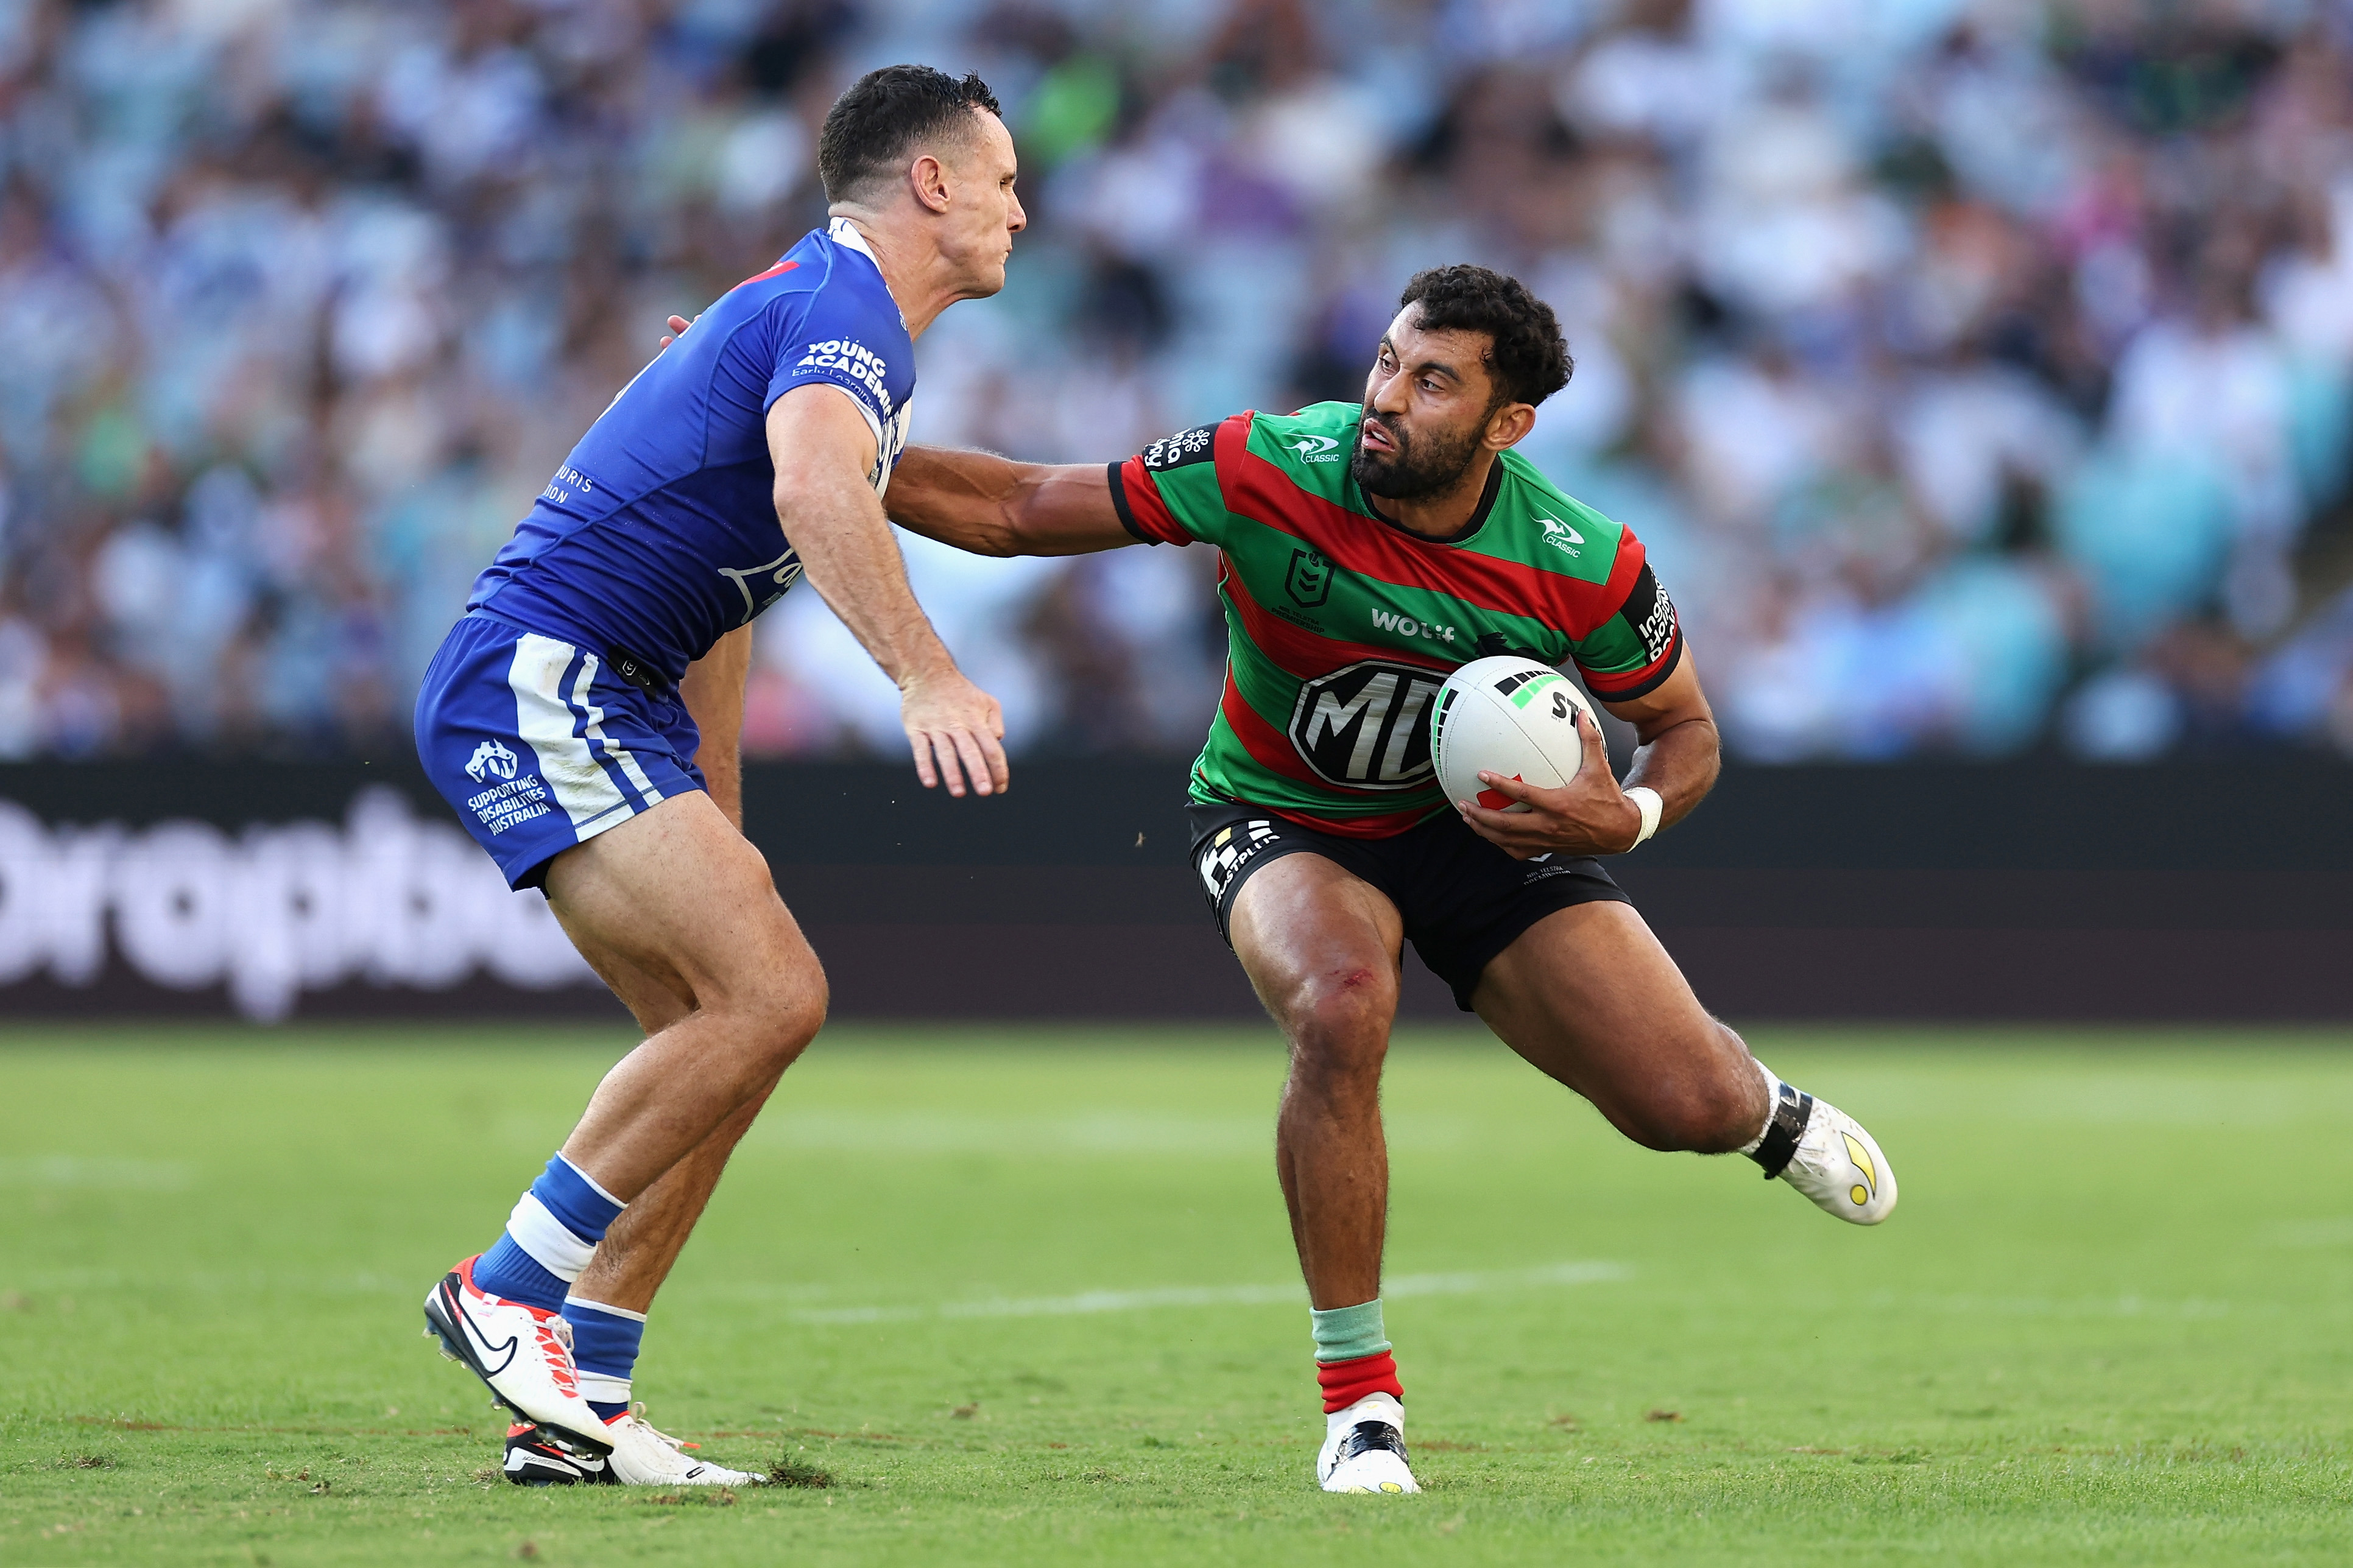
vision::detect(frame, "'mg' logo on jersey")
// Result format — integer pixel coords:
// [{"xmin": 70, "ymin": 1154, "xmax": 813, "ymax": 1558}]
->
[{"xmin": 1288, "ymin": 659, "xmax": 1446, "ymax": 790}]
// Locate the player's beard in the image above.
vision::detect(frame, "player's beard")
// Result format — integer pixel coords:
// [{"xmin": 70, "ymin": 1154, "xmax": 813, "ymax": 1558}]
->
[{"xmin": 1350, "ymin": 404, "xmax": 1484, "ymax": 502}]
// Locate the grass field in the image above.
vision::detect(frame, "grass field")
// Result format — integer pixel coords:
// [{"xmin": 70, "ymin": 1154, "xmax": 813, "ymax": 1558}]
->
[{"xmin": 2, "ymin": 1023, "xmax": 2349, "ymax": 1566}]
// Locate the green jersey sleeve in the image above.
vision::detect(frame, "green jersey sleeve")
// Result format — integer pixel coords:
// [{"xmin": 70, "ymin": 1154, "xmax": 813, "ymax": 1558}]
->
[
  {"xmin": 1107, "ymin": 413, "xmax": 1254, "ymax": 547},
  {"xmin": 1563, "ymin": 545, "xmax": 1684, "ymax": 702}
]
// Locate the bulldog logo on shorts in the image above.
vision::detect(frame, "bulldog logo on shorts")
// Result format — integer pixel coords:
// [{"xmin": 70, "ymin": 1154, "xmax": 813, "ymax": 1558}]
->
[{"xmin": 465, "ymin": 737, "xmax": 520, "ymax": 784}]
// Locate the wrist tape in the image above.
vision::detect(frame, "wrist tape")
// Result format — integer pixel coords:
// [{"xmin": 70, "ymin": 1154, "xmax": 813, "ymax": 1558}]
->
[{"xmin": 1625, "ymin": 786, "xmax": 1663, "ymax": 848}]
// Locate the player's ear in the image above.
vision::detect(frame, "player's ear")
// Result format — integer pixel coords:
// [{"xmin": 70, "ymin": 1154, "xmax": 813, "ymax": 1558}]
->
[
  {"xmin": 909, "ymin": 152, "xmax": 953, "ymax": 214},
  {"xmin": 1484, "ymin": 401, "xmax": 1537, "ymax": 452}
]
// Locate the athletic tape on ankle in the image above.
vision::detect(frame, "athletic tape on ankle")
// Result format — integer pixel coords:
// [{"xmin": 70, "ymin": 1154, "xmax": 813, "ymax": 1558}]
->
[
  {"xmin": 1737, "ymin": 1060, "xmax": 1782, "ymax": 1156},
  {"xmin": 576, "ymin": 1372, "xmax": 632, "ymax": 1405},
  {"xmin": 1749, "ymin": 1083, "xmax": 1815, "ymax": 1180}
]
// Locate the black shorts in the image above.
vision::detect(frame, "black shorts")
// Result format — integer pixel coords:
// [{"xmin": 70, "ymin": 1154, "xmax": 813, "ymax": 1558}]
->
[{"xmin": 1185, "ymin": 799, "xmax": 1632, "ymax": 1013}]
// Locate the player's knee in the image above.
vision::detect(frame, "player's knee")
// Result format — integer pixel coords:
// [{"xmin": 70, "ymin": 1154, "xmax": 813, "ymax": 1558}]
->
[
  {"xmin": 725, "ymin": 965, "xmax": 827, "ymax": 1072},
  {"xmin": 766, "ymin": 976, "xmax": 829, "ymax": 1063},
  {"xmin": 1282, "ymin": 969, "xmax": 1393, "ymax": 1083}
]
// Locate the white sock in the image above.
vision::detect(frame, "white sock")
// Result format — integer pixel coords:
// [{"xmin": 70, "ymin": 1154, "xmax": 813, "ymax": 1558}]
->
[{"xmin": 1735, "ymin": 1058, "xmax": 1782, "ymax": 1156}]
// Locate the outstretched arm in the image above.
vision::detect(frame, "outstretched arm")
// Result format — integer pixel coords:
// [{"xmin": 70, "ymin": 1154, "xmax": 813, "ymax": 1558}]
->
[
  {"xmin": 769, "ymin": 385, "xmax": 1009, "ymax": 797},
  {"xmin": 888, "ymin": 446, "xmax": 1135, "ymax": 557}
]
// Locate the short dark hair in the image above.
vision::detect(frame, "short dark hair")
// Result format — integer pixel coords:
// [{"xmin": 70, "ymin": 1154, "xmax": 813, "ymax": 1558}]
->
[
  {"xmin": 817, "ymin": 65, "xmax": 1002, "ymax": 203},
  {"xmin": 1396, "ymin": 265, "xmax": 1573, "ymax": 407}
]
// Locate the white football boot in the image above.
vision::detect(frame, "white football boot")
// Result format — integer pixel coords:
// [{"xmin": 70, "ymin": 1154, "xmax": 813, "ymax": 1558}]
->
[
  {"xmin": 423, "ymin": 1256, "xmax": 610, "ymax": 1455},
  {"xmin": 1316, "ymin": 1392, "xmax": 1420, "ymax": 1494},
  {"xmin": 599, "ymin": 1405, "xmax": 766, "ymax": 1487},
  {"xmin": 1753, "ymin": 1081, "xmax": 1898, "ymax": 1225}
]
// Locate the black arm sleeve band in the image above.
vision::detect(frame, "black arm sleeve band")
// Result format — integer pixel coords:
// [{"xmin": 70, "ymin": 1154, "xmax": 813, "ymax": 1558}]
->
[{"xmin": 1107, "ymin": 461, "xmax": 1155, "ymax": 544}]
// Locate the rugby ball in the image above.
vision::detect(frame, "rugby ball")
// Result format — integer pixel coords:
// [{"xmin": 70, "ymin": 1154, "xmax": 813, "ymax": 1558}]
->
[{"xmin": 1431, "ymin": 656, "xmax": 1596, "ymax": 813}]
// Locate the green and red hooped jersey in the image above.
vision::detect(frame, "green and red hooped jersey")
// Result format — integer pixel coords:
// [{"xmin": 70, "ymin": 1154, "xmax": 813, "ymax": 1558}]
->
[{"xmin": 1107, "ymin": 401, "xmax": 1683, "ymax": 838}]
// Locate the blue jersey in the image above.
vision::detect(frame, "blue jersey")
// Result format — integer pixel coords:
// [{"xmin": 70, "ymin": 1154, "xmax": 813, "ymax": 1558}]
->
[{"xmin": 467, "ymin": 218, "xmax": 916, "ymax": 681}]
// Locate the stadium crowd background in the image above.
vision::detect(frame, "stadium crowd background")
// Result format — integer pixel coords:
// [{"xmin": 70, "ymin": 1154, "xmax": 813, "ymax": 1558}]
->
[{"xmin": 1, "ymin": 0, "xmax": 2351, "ymax": 765}]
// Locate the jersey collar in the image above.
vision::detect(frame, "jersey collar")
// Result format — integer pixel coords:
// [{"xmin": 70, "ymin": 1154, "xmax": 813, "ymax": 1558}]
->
[
  {"xmin": 827, "ymin": 214, "xmax": 878, "ymax": 261},
  {"xmin": 826, "ymin": 217, "xmax": 909, "ymax": 331},
  {"xmin": 1357, "ymin": 457, "xmax": 1505, "ymax": 547}
]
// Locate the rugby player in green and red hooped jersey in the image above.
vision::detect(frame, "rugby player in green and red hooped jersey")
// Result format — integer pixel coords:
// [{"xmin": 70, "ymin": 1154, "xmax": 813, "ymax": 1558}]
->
[{"xmin": 886, "ymin": 265, "xmax": 1899, "ymax": 1497}]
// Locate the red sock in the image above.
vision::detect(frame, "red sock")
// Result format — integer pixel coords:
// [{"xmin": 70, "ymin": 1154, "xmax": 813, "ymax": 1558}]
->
[{"xmin": 1316, "ymin": 1349, "xmax": 1403, "ymax": 1414}]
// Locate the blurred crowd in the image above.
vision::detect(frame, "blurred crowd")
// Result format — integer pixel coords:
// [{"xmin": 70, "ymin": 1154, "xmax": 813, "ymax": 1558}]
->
[{"xmin": 2, "ymin": 0, "xmax": 2352, "ymax": 765}]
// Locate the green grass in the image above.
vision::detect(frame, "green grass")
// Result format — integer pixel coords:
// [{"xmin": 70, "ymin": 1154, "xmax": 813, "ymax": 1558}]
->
[{"xmin": 2, "ymin": 1024, "xmax": 2350, "ymax": 1566}]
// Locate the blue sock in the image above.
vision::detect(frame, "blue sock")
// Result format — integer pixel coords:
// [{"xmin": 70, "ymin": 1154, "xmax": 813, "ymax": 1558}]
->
[
  {"xmin": 474, "ymin": 1233, "xmax": 568, "ymax": 1313},
  {"xmin": 563, "ymin": 1298, "xmax": 646, "ymax": 1423},
  {"xmin": 470, "ymin": 1155, "xmax": 626, "ymax": 1313}
]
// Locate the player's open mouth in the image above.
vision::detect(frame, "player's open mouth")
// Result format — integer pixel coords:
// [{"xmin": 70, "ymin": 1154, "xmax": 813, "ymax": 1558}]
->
[{"xmin": 1361, "ymin": 420, "xmax": 1397, "ymax": 454}]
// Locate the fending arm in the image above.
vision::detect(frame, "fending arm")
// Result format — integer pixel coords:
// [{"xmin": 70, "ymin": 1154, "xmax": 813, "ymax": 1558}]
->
[
  {"xmin": 768, "ymin": 385, "xmax": 1008, "ymax": 796},
  {"xmin": 887, "ymin": 446, "xmax": 1137, "ymax": 558}
]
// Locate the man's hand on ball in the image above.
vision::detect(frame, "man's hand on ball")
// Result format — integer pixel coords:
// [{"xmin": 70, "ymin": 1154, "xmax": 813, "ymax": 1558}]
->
[
  {"xmin": 900, "ymin": 666, "xmax": 1010, "ymax": 799},
  {"xmin": 1456, "ymin": 708, "xmax": 1640, "ymax": 859}
]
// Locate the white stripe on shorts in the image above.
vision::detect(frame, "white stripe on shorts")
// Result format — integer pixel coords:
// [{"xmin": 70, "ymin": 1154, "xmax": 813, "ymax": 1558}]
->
[
  {"xmin": 506, "ymin": 634, "xmax": 632, "ymax": 834},
  {"xmin": 568, "ymin": 654, "xmax": 665, "ymax": 809}
]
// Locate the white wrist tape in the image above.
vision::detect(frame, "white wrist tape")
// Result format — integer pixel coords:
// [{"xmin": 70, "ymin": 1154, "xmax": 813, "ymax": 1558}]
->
[{"xmin": 1625, "ymin": 786, "xmax": 1664, "ymax": 848}]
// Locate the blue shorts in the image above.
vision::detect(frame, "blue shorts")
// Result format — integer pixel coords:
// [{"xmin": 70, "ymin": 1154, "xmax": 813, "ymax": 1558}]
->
[{"xmin": 415, "ymin": 613, "xmax": 706, "ymax": 890}]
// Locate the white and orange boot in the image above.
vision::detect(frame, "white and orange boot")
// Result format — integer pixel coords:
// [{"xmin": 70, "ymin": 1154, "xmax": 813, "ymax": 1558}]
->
[
  {"xmin": 423, "ymin": 1256, "xmax": 610, "ymax": 1455},
  {"xmin": 504, "ymin": 1405, "xmax": 764, "ymax": 1487}
]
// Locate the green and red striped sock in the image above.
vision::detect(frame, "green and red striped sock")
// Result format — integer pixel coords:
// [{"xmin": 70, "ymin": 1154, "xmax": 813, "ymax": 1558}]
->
[{"xmin": 1311, "ymin": 1298, "xmax": 1402, "ymax": 1413}]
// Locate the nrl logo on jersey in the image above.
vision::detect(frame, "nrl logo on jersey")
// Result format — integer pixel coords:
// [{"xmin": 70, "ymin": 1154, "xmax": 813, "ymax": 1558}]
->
[
  {"xmin": 465, "ymin": 737, "xmax": 520, "ymax": 784},
  {"xmin": 1537, "ymin": 517, "xmax": 1584, "ymax": 557},
  {"xmin": 1288, "ymin": 659, "xmax": 1446, "ymax": 790},
  {"xmin": 1284, "ymin": 433, "xmax": 1341, "ymax": 463},
  {"xmin": 1285, "ymin": 548, "xmax": 1336, "ymax": 608}
]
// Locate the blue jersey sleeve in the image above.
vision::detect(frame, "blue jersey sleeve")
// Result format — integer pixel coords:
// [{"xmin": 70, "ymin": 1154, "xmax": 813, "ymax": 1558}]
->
[{"xmin": 766, "ymin": 289, "xmax": 904, "ymax": 443}]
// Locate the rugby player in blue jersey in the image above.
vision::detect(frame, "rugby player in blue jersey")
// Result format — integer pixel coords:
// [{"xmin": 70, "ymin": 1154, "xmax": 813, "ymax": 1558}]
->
[{"xmin": 411, "ymin": 66, "xmax": 1023, "ymax": 1486}]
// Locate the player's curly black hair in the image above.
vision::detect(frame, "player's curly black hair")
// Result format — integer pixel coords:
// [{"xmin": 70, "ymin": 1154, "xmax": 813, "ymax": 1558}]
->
[
  {"xmin": 818, "ymin": 65, "xmax": 1003, "ymax": 203},
  {"xmin": 1397, "ymin": 265, "xmax": 1573, "ymax": 408}
]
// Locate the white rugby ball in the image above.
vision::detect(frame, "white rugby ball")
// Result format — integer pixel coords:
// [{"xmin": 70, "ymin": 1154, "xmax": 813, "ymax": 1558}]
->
[{"xmin": 1431, "ymin": 656, "xmax": 1596, "ymax": 813}]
